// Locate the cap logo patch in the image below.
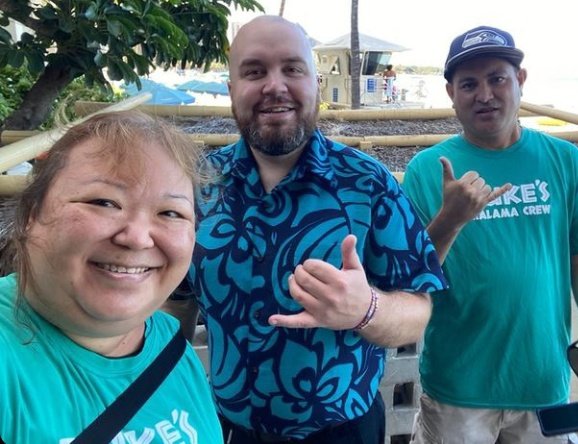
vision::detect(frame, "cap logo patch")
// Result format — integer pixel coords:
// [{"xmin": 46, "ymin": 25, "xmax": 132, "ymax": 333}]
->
[{"xmin": 462, "ymin": 30, "xmax": 507, "ymax": 49}]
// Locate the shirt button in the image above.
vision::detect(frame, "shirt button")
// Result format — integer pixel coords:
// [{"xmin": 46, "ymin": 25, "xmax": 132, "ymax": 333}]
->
[{"xmin": 251, "ymin": 367, "xmax": 258, "ymax": 375}]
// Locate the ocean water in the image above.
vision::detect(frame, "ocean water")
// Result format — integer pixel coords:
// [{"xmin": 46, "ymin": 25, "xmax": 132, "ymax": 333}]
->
[
  {"xmin": 396, "ymin": 74, "xmax": 578, "ymax": 114},
  {"xmin": 524, "ymin": 75, "xmax": 578, "ymax": 114}
]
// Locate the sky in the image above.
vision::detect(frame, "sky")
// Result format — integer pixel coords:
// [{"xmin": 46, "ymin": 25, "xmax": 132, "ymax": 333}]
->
[{"xmin": 230, "ymin": 0, "xmax": 578, "ymax": 77}]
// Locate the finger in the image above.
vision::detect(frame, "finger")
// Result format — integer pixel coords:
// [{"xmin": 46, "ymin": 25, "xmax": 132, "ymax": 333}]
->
[
  {"xmin": 440, "ymin": 157, "xmax": 456, "ymax": 183},
  {"xmin": 341, "ymin": 234, "xmax": 363, "ymax": 271},
  {"xmin": 460, "ymin": 170, "xmax": 480, "ymax": 184},
  {"xmin": 268, "ymin": 311, "xmax": 320, "ymax": 329},
  {"xmin": 488, "ymin": 183, "xmax": 513, "ymax": 202},
  {"xmin": 293, "ymin": 264, "xmax": 332, "ymax": 298},
  {"xmin": 471, "ymin": 176, "xmax": 486, "ymax": 189},
  {"xmin": 289, "ymin": 272, "xmax": 325, "ymax": 311}
]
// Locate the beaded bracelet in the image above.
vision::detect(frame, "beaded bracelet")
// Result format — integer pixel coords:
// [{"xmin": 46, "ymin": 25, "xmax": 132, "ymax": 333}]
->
[{"xmin": 354, "ymin": 288, "xmax": 379, "ymax": 331}]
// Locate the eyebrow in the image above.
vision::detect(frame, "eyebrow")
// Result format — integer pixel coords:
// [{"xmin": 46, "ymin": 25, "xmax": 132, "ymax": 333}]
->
[
  {"xmin": 166, "ymin": 193, "xmax": 194, "ymax": 207},
  {"xmin": 81, "ymin": 178, "xmax": 194, "ymax": 206},
  {"xmin": 80, "ymin": 177, "xmax": 128, "ymax": 189}
]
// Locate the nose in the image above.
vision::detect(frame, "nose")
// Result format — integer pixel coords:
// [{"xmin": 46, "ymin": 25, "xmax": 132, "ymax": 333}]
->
[
  {"xmin": 112, "ymin": 213, "xmax": 155, "ymax": 250},
  {"xmin": 476, "ymin": 82, "xmax": 494, "ymax": 103},
  {"xmin": 262, "ymin": 70, "xmax": 288, "ymax": 96}
]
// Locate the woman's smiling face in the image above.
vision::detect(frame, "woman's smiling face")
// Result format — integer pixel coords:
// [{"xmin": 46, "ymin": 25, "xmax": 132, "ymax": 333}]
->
[{"xmin": 24, "ymin": 137, "xmax": 195, "ymax": 340}]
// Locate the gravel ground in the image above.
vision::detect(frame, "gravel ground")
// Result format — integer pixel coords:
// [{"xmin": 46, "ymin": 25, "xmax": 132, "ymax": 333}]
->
[
  {"xmin": 170, "ymin": 115, "xmax": 463, "ymax": 171},
  {"xmin": 0, "ymin": 116, "xmax": 462, "ymax": 274}
]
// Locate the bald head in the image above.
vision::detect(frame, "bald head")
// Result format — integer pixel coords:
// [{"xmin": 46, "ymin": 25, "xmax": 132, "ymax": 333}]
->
[
  {"xmin": 229, "ymin": 15, "xmax": 316, "ymax": 81},
  {"xmin": 226, "ymin": 15, "xmax": 320, "ymax": 158}
]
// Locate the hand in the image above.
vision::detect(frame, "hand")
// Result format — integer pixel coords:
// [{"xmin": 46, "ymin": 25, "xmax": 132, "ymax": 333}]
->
[
  {"xmin": 438, "ymin": 156, "xmax": 511, "ymax": 227},
  {"xmin": 268, "ymin": 234, "xmax": 372, "ymax": 330}
]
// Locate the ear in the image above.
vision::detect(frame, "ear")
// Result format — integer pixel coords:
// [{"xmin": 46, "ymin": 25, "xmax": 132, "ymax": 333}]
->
[
  {"xmin": 445, "ymin": 82, "xmax": 455, "ymax": 102},
  {"xmin": 26, "ymin": 213, "xmax": 37, "ymax": 232},
  {"xmin": 517, "ymin": 68, "xmax": 528, "ymax": 93}
]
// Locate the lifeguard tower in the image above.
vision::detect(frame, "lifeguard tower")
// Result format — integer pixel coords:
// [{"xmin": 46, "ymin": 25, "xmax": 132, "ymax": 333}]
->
[{"xmin": 313, "ymin": 33, "xmax": 408, "ymax": 107}]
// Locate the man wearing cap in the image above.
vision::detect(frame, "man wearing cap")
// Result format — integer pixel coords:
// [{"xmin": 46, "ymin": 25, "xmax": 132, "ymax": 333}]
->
[{"xmin": 404, "ymin": 26, "xmax": 578, "ymax": 443}]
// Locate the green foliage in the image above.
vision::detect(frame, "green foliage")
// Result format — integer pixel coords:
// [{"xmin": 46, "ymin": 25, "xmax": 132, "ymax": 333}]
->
[
  {"xmin": 41, "ymin": 77, "xmax": 124, "ymax": 129},
  {"xmin": 0, "ymin": 64, "xmax": 122, "ymax": 128},
  {"xmin": 0, "ymin": 64, "xmax": 34, "ymax": 121},
  {"xmin": 0, "ymin": 0, "xmax": 263, "ymax": 89}
]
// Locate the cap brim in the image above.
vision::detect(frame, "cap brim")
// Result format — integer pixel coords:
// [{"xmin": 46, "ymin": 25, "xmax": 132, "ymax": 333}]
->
[{"xmin": 444, "ymin": 46, "xmax": 524, "ymax": 81}]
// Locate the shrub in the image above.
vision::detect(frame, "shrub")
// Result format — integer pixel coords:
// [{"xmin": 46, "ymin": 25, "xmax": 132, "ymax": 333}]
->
[{"xmin": 0, "ymin": 65, "xmax": 122, "ymax": 129}]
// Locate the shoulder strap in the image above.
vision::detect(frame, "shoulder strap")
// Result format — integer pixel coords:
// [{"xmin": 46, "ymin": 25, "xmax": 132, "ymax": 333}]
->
[{"xmin": 71, "ymin": 330, "xmax": 186, "ymax": 444}]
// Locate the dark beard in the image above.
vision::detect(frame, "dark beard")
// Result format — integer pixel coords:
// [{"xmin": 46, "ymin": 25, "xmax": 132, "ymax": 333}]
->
[
  {"xmin": 241, "ymin": 122, "xmax": 311, "ymax": 156},
  {"xmin": 234, "ymin": 106, "xmax": 319, "ymax": 156}
]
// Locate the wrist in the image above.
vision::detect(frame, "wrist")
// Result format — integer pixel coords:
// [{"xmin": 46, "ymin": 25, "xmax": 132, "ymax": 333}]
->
[{"xmin": 354, "ymin": 288, "xmax": 379, "ymax": 331}]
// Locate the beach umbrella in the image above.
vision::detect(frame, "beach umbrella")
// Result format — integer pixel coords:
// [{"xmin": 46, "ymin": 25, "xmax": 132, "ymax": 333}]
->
[
  {"xmin": 178, "ymin": 79, "xmax": 229, "ymax": 96},
  {"xmin": 123, "ymin": 79, "xmax": 195, "ymax": 105},
  {"xmin": 176, "ymin": 79, "xmax": 205, "ymax": 91}
]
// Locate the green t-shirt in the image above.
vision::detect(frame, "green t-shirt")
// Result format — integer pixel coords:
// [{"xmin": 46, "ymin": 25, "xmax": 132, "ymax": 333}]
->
[
  {"xmin": 0, "ymin": 273, "xmax": 223, "ymax": 443},
  {"xmin": 403, "ymin": 128, "xmax": 578, "ymax": 409}
]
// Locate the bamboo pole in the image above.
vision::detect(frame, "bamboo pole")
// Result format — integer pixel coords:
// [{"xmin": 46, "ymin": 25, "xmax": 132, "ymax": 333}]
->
[
  {"xmin": 0, "ymin": 175, "xmax": 29, "ymax": 196},
  {"xmin": 74, "ymin": 101, "xmax": 539, "ymax": 120},
  {"xmin": 1, "ymin": 98, "xmax": 575, "ymax": 195},
  {"xmin": 190, "ymin": 134, "xmax": 428, "ymax": 147},
  {"xmin": 546, "ymin": 131, "xmax": 578, "ymax": 142},
  {"xmin": 125, "ymin": 131, "xmax": 578, "ymax": 147},
  {"xmin": 74, "ymin": 101, "xmax": 233, "ymax": 118},
  {"xmin": 364, "ymin": 134, "xmax": 452, "ymax": 146},
  {"xmin": 320, "ymin": 108, "xmax": 457, "ymax": 120},
  {"xmin": 520, "ymin": 101, "xmax": 578, "ymax": 125},
  {"xmin": 4, "ymin": 128, "xmax": 578, "ymax": 147},
  {"xmin": 0, "ymin": 130, "xmax": 40, "ymax": 145},
  {"xmin": 0, "ymin": 93, "xmax": 152, "ymax": 173}
]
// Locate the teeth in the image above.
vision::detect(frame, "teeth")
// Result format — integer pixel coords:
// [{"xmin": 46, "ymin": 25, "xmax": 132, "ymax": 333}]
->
[
  {"xmin": 264, "ymin": 107, "xmax": 290, "ymax": 113},
  {"xmin": 97, "ymin": 263, "xmax": 149, "ymax": 274}
]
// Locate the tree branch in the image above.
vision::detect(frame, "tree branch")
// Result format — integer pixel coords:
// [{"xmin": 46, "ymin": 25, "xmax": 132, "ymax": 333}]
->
[{"xmin": 0, "ymin": 0, "xmax": 56, "ymax": 38}]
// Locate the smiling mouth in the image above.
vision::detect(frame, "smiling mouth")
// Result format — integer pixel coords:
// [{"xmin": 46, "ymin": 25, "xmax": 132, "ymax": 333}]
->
[
  {"xmin": 95, "ymin": 263, "xmax": 151, "ymax": 274},
  {"xmin": 477, "ymin": 107, "xmax": 498, "ymax": 114},
  {"xmin": 261, "ymin": 106, "xmax": 294, "ymax": 114}
]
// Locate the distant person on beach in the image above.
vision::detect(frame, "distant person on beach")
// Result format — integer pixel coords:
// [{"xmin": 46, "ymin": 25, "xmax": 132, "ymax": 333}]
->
[
  {"xmin": 166, "ymin": 14, "xmax": 447, "ymax": 444},
  {"xmin": 403, "ymin": 25, "xmax": 578, "ymax": 443},
  {"xmin": 383, "ymin": 64, "xmax": 397, "ymax": 102},
  {"xmin": 0, "ymin": 111, "xmax": 222, "ymax": 443}
]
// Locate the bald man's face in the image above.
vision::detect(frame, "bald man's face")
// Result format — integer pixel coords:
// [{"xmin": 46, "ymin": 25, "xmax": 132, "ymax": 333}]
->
[{"xmin": 228, "ymin": 18, "xmax": 320, "ymax": 156}]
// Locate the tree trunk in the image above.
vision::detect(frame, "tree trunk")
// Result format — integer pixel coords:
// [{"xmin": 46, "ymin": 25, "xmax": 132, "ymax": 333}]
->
[
  {"xmin": 3, "ymin": 63, "xmax": 76, "ymax": 130},
  {"xmin": 350, "ymin": 0, "xmax": 361, "ymax": 109}
]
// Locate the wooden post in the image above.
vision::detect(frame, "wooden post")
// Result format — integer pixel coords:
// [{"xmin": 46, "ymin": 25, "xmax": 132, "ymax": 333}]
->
[{"xmin": 0, "ymin": 93, "xmax": 152, "ymax": 174}]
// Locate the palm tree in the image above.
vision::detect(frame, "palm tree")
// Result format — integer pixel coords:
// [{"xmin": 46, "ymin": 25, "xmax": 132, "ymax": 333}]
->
[
  {"xmin": 350, "ymin": 0, "xmax": 361, "ymax": 109},
  {"xmin": 279, "ymin": 0, "xmax": 286, "ymax": 16}
]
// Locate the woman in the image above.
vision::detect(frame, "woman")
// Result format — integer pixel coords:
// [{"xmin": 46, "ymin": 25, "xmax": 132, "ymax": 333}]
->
[{"xmin": 0, "ymin": 111, "xmax": 222, "ymax": 443}]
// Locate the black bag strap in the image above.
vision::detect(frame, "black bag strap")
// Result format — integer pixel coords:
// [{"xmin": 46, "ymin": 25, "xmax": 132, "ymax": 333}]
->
[{"xmin": 71, "ymin": 330, "xmax": 186, "ymax": 444}]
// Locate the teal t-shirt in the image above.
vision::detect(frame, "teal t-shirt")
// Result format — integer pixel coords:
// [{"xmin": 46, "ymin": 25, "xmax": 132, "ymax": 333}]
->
[
  {"xmin": 0, "ymin": 274, "xmax": 223, "ymax": 443},
  {"xmin": 403, "ymin": 128, "xmax": 578, "ymax": 409}
]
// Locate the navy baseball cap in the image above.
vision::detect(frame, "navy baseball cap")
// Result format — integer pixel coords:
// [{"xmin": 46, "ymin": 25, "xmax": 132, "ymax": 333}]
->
[{"xmin": 444, "ymin": 26, "xmax": 524, "ymax": 81}]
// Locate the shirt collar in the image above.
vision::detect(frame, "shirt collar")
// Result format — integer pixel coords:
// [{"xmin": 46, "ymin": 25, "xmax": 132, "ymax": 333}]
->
[{"xmin": 226, "ymin": 129, "xmax": 336, "ymax": 185}]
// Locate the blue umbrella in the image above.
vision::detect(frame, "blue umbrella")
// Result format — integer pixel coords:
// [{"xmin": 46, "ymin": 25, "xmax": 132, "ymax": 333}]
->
[
  {"xmin": 123, "ymin": 79, "xmax": 195, "ymax": 105},
  {"xmin": 176, "ymin": 79, "xmax": 205, "ymax": 91},
  {"xmin": 177, "ymin": 79, "xmax": 229, "ymax": 96}
]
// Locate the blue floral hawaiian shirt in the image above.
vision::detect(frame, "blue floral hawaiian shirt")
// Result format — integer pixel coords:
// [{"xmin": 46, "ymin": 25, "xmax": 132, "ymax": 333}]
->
[{"xmin": 189, "ymin": 129, "xmax": 447, "ymax": 439}]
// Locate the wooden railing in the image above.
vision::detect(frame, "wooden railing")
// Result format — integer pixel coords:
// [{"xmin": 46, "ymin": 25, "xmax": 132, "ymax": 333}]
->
[{"xmin": 0, "ymin": 98, "xmax": 577, "ymax": 195}]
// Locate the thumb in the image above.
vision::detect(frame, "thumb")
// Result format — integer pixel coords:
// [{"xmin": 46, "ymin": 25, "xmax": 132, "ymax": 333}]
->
[
  {"xmin": 341, "ymin": 234, "xmax": 363, "ymax": 271},
  {"xmin": 440, "ymin": 156, "xmax": 455, "ymax": 184}
]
